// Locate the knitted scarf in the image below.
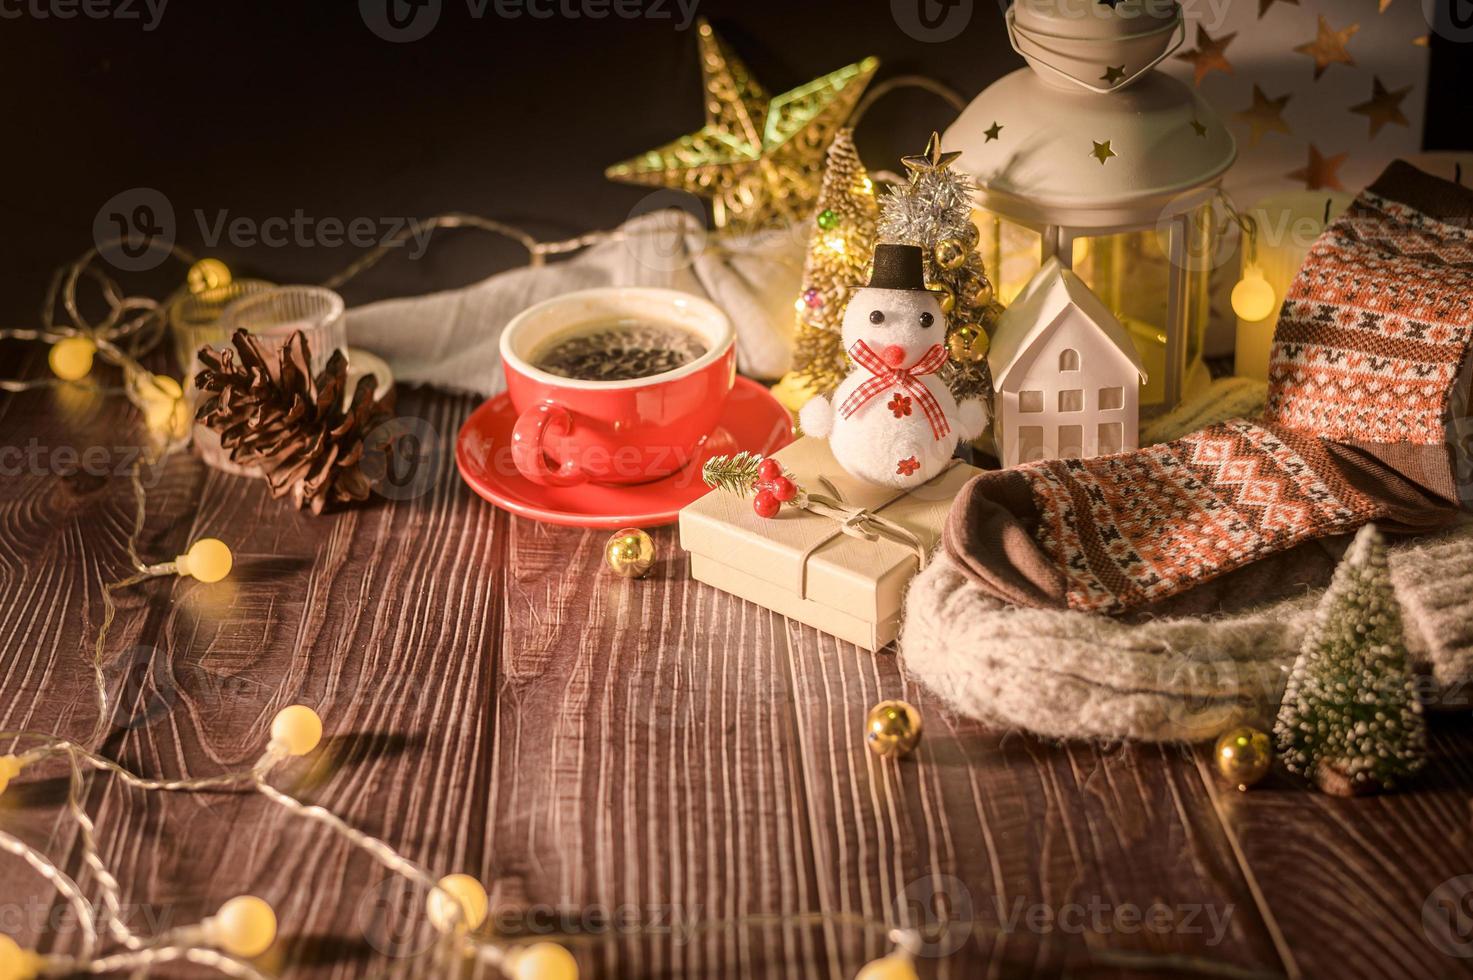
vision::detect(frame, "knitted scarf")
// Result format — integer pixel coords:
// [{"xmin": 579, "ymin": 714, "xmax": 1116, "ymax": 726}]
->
[{"xmin": 945, "ymin": 161, "xmax": 1473, "ymax": 615}]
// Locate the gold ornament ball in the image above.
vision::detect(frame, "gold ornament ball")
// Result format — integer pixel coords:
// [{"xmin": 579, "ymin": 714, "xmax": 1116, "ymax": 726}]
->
[
  {"xmin": 605, "ymin": 528, "xmax": 656, "ymax": 579},
  {"xmin": 957, "ymin": 272, "xmax": 993, "ymax": 309},
  {"xmin": 959, "ymin": 221, "xmax": 980, "ymax": 249},
  {"xmin": 428, "ymin": 873, "xmax": 489, "ymax": 934},
  {"xmin": 864, "ymin": 700, "xmax": 922, "ymax": 758},
  {"xmin": 49, "ymin": 336, "xmax": 96, "ymax": 382},
  {"xmin": 210, "ymin": 895, "xmax": 277, "ymax": 958},
  {"xmin": 855, "ymin": 953, "xmax": 919, "ymax": 980},
  {"xmin": 926, "ymin": 282, "xmax": 955, "ymax": 315},
  {"xmin": 1214, "ymin": 726, "xmax": 1273, "ymax": 791},
  {"xmin": 188, "ymin": 258, "xmax": 233, "ymax": 295},
  {"xmin": 508, "ymin": 942, "xmax": 579, "ymax": 980},
  {"xmin": 933, "ymin": 238, "xmax": 967, "ymax": 271},
  {"xmin": 947, "ymin": 324, "xmax": 990, "ymax": 365}
]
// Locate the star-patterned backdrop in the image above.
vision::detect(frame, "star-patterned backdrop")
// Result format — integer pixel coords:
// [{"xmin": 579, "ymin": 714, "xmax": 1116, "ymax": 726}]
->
[{"xmin": 1160, "ymin": 0, "xmax": 1432, "ymax": 203}]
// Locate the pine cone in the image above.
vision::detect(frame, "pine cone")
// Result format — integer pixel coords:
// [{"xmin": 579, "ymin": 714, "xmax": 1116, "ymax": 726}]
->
[{"xmin": 195, "ymin": 329, "xmax": 396, "ymax": 514}]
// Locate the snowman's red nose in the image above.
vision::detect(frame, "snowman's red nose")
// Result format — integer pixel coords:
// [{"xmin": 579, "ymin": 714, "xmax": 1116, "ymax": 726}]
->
[{"xmin": 880, "ymin": 344, "xmax": 907, "ymax": 367}]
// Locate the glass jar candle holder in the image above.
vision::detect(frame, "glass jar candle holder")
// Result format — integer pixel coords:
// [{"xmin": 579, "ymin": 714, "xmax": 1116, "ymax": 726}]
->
[
  {"xmin": 195, "ymin": 285, "xmax": 348, "ymax": 475},
  {"xmin": 169, "ymin": 279, "xmax": 276, "ymax": 377}
]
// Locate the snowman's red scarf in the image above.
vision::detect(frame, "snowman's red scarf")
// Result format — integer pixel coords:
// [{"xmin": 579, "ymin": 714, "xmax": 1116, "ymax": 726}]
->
[{"xmin": 839, "ymin": 341, "xmax": 951, "ymax": 440}]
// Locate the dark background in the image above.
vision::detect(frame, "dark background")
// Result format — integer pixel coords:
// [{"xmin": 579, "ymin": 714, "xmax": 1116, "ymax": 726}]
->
[{"xmin": 2, "ymin": 0, "xmax": 1468, "ymax": 329}]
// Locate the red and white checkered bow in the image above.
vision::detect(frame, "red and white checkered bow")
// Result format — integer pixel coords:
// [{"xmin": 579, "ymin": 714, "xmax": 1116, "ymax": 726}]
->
[{"xmin": 838, "ymin": 340, "xmax": 951, "ymax": 440}]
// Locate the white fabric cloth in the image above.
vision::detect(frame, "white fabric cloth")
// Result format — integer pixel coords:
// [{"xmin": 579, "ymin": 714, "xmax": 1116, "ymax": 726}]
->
[{"xmin": 344, "ymin": 210, "xmax": 805, "ymax": 395}]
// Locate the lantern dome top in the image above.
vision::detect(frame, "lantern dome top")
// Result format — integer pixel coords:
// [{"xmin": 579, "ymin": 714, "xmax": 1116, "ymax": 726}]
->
[{"xmin": 942, "ymin": 66, "xmax": 1236, "ymax": 229}]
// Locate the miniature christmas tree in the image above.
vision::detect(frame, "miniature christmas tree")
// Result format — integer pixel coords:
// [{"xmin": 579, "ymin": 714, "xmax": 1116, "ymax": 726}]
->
[
  {"xmin": 790, "ymin": 129, "xmax": 879, "ymax": 396},
  {"xmin": 1274, "ymin": 524, "xmax": 1427, "ymax": 796},
  {"xmin": 878, "ymin": 132, "xmax": 1000, "ymax": 403}
]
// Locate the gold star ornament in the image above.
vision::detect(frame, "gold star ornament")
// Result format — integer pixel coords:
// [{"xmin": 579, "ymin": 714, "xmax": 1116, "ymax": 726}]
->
[
  {"xmin": 1176, "ymin": 26, "xmax": 1236, "ymax": 86},
  {"xmin": 1295, "ymin": 15, "xmax": 1358, "ymax": 80},
  {"xmin": 1091, "ymin": 140, "xmax": 1117, "ymax": 165},
  {"xmin": 902, "ymin": 132, "xmax": 963, "ymax": 174},
  {"xmin": 604, "ymin": 19, "xmax": 878, "ymax": 231},
  {"xmin": 1350, "ymin": 76, "xmax": 1411, "ymax": 138},
  {"xmin": 1287, "ymin": 144, "xmax": 1348, "ymax": 191},
  {"xmin": 1234, "ymin": 85, "xmax": 1292, "ymax": 147}
]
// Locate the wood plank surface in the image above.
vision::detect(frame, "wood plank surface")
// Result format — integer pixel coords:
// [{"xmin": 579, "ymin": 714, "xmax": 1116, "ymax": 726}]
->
[{"xmin": 3, "ymin": 360, "xmax": 1473, "ymax": 979}]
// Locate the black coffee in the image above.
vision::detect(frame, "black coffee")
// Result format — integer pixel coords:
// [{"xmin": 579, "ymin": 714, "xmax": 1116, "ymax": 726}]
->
[{"xmin": 531, "ymin": 320, "xmax": 708, "ymax": 381}]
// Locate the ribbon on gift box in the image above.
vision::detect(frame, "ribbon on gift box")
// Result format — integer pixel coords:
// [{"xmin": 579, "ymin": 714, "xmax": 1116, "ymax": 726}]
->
[{"xmin": 792, "ymin": 459, "xmax": 960, "ymax": 600}]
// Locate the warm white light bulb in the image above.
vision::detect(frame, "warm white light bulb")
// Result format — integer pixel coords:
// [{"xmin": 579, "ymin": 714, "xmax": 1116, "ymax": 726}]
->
[
  {"xmin": 1232, "ymin": 266, "xmax": 1276, "ymax": 323},
  {"xmin": 269, "ymin": 705, "xmax": 323, "ymax": 757},
  {"xmin": 207, "ymin": 895, "xmax": 277, "ymax": 958}
]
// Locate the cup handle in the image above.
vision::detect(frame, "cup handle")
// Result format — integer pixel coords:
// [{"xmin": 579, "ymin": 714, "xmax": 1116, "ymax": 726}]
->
[{"xmin": 511, "ymin": 404, "xmax": 587, "ymax": 487}]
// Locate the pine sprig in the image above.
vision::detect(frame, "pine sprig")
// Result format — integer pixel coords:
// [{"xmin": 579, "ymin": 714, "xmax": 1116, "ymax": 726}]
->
[{"xmin": 702, "ymin": 452, "xmax": 763, "ymax": 496}]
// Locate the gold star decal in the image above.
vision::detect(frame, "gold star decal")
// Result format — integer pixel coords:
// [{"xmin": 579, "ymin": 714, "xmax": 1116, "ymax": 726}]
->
[
  {"xmin": 1176, "ymin": 26, "xmax": 1236, "ymax": 86},
  {"xmin": 1091, "ymin": 140, "xmax": 1117, "ymax": 165},
  {"xmin": 1259, "ymin": 0, "xmax": 1298, "ymax": 18},
  {"xmin": 1190, "ymin": 118, "xmax": 1208, "ymax": 138},
  {"xmin": 1287, "ymin": 144, "xmax": 1348, "ymax": 190},
  {"xmin": 902, "ymin": 131, "xmax": 963, "ymax": 174},
  {"xmin": 1101, "ymin": 64, "xmax": 1126, "ymax": 85},
  {"xmin": 983, "ymin": 121, "xmax": 1003, "ymax": 142},
  {"xmin": 1349, "ymin": 76, "xmax": 1411, "ymax": 138},
  {"xmin": 1233, "ymin": 85, "xmax": 1293, "ymax": 147},
  {"xmin": 1294, "ymin": 15, "xmax": 1358, "ymax": 80},
  {"xmin": 604, "ymin": 19, "xmax": 878, "ymax": 230}
]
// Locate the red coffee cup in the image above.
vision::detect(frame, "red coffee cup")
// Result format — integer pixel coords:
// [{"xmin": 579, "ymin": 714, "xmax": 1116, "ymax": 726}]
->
[{"xmin": 500, "ymin": 287, "xmax": 737, "ymax": 486}]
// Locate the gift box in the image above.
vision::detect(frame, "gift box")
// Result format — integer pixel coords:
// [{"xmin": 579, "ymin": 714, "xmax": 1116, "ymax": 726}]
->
[{"xmin": 678, "ymin": 437, "xmax": 980, "ymax": 651}]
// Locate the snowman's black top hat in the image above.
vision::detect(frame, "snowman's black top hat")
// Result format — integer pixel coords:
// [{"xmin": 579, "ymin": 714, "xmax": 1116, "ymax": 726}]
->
[{"xmin": 865, "ymin": 243, "xmax": 928, "ymax": 291}]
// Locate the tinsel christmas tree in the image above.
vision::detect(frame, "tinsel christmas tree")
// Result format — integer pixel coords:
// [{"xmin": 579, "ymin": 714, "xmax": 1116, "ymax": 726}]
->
[
  {"xmin": 878, "ymin": 132, "xmax": 1000, "ymax": 403},
  {"xmin": 1274, "ymin": 524, "xmax": 1427, "ymax": 796},
  {"xmin": 790, "ymin": 129, "xmax": 879, "ymax": 395}
]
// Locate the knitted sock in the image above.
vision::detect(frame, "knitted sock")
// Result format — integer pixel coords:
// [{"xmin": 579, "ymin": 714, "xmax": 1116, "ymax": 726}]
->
[{"xmin": 945, "ymin": 161, "xmax": 1473, "ymax": 615}]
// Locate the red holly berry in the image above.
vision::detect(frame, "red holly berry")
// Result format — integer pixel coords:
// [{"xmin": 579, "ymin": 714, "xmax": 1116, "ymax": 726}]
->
[
  {"xmin": 752, "ymin": 489, "xmax": 781, "ymax": 519},
  {"xmin": 769, "ymin": 476, "xmax": 797, "ymax": 502},
  {"xmin": 757, "ymin": 458, "xmax": 783, "ymax": 482}
]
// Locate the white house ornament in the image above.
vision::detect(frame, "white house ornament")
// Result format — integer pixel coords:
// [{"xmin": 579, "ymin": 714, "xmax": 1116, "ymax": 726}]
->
[
  {"xmin": 798, "ymin": 244, "xmax": 988, "ymax": 488},
  {"xmin": 988, "ymin": 258, "xmax": 1146, "ymax": 467}
]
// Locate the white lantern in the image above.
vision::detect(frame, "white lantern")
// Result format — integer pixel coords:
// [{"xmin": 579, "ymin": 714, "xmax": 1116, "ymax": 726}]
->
[{"xmin": 944, "ymin": 0, "xmax": 1236, "ymax": 413}]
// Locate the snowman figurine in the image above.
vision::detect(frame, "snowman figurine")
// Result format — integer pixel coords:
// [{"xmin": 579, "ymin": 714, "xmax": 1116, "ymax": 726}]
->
[{"xmin": 799, "ymin": 243, "xmax": 988, "ymax": 488}]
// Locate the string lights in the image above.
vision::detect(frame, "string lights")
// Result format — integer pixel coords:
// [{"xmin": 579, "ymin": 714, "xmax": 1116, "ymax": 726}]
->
[{"xmin": 0, "ymin": 227, "xmax": 928, "ymax": 980}]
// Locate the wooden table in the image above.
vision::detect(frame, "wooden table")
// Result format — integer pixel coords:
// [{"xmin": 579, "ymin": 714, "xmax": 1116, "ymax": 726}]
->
[{"xmin": 4, "ymin": 354, "xmax": 1472, "ymax": 979}]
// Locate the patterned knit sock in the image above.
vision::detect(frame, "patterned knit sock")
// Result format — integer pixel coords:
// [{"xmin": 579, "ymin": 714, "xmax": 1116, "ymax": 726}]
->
[{"xmin": 945, "ymin": 161, "xmax": 1473, "ymax": 615}]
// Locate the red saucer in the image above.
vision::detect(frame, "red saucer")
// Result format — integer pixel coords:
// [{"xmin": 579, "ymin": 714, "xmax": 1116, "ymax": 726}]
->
[{"xmin": 455, "ymin": 376, "xmax": 794, "ymax": 528}]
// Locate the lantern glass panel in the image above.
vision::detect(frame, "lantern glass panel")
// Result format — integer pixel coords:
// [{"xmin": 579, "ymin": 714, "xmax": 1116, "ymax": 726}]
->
[{"xmin": 975, "ymin": 203, "xmax": 1215, "ymax": 414}]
